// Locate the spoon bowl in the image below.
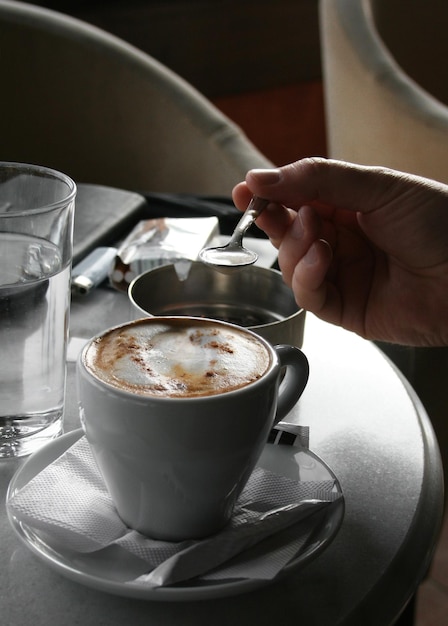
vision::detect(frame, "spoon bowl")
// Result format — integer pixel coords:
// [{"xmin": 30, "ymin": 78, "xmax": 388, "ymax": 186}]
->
[
  {"xmin": 199, "ymin": 242, "xmax": 258, "ymax": 274},
  {"xmin": 199, "ymin": 196, "xmax": 268, "ymax": 272}
]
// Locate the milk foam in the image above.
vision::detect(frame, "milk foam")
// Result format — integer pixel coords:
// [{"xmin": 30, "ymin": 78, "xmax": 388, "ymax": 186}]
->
[{"xmin": 84, "ymin": 318, "xmax": 271, "ymax": 397}]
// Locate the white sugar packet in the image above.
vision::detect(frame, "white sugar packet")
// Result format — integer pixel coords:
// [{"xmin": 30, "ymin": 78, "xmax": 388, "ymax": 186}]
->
[{"xmin": 8, "ymin": 435, "xmax": 341, "ymax": 587}]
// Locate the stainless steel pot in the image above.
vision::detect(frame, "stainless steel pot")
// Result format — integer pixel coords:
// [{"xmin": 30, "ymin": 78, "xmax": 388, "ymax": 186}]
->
[{"xmin": 128, "ymin": 262, "xmax": 305, "ymax": 347}]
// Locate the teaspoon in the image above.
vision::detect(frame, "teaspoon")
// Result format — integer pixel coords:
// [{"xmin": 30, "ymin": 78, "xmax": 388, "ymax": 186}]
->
[{"xmin": 199, "ymin": 196, "xmax": 268, "ymax": 273}]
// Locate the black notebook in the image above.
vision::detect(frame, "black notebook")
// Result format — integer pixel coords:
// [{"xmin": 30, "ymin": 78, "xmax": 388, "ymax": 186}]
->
[{"xmin": 72, "ymin": 184, "xmax": 148, "ymax": 265}]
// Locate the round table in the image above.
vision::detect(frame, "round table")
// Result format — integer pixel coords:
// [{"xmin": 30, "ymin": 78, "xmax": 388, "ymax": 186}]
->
[{"xmin": 0, "ymin": 286, "xmax": 443, "ymax": 626}]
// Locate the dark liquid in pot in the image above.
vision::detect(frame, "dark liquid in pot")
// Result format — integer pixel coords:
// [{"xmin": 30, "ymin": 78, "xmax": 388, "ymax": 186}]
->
[{"xmin": 152, "ymin": 304, "xmax": 281, "ymax": 328}]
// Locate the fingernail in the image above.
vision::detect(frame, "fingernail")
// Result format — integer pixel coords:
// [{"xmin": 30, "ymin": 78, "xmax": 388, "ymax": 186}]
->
[
  {"xmin": 249, "ymin": 168, "xmax": 281, "ymax": 185},
  {"xmin": 291, "ymin": 213, "xmax": 304, "ymax": 240},
  {"xmin": 303, "ymin": 242, "xmax": 320, "ymax": 266}
]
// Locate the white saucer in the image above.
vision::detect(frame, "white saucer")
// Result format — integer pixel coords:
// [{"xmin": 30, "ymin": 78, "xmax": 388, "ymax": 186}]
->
[{"xmin": 7, "ymin": 429, "xmax": 344, "ymax": 601}]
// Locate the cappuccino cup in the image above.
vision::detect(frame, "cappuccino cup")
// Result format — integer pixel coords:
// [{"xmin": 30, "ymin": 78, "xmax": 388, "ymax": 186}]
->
[{"xmin": 77, "ymin": 316, "xmax": 309, "ymax": 541}]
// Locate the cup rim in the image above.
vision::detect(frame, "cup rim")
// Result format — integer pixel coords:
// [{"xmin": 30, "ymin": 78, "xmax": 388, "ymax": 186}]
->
[
  {"xmin": 78, "ymin": 316, "xmax": 282, "ymax": 402},
  {"xmin": 0, "ymin": 161, "xmax": 77, "ymax": 216}
]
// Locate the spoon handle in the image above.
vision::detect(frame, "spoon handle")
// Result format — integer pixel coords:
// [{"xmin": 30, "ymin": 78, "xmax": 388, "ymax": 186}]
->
[{"xmin": 230, "ymin": 196, "xmax": 269, "ymax": 244}]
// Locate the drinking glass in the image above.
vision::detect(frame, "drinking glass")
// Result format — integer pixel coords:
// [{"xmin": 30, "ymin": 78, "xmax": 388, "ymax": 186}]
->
[{"xmin": 0, "ymin": 162, "xmax": 76, "ymax": 458}]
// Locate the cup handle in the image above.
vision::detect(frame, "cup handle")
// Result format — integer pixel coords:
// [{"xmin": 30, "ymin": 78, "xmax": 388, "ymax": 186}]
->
[{"xmin": 273, "ymin": 345, "xmax": 309, "ymax": 424}]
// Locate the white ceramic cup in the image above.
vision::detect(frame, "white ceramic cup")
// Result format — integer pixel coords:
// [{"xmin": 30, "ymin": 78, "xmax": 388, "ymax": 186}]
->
[{"xmin": 77, "ymin": 316, "xmax": 309, "ymax": 541}]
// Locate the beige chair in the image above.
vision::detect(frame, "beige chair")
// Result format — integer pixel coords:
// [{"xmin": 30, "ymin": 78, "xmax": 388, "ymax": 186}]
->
[
  {"xmin": 319, "ymin": 0, "xmax": 448, "ymax": 498},
  {"xmin": 319, "ymin": 0, "xmax": 448, "ymax": 184},
  {"xmin": 0, "ymin": 0, "xmax": 271, "ymax": 194}
]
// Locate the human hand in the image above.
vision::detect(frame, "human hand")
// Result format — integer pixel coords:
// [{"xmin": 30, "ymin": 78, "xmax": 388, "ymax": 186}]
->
[{"xmin": 232, "ymin": 158, "xmax": 448, "ymax": 346}]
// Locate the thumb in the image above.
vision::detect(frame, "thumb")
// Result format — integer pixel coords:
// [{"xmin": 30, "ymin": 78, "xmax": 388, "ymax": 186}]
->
[{"xmin": 245, "ymin": 157, "xmax": 430, "ymax": 215}]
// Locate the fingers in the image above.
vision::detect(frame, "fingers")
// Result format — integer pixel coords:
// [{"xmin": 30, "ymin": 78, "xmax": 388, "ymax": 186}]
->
[
  {"xmin": 232, "ymin": 182, "xmax": 295, "ymax": 248},
  {"xmin": 277, "ymin": 205, "xmax": 321, "ymax": 283},
  {"xmin": 232, "ymin": 191, "xmax": 336, "ymax": 315},
  {"xmin": 277, "ymin": 205, "xmax": 335, "ymax": 318},
  {"xmin": 290, "ymin": 239, "xmax": 334, "ymax": 315},
  {"xmin": 232, "ymin": 182, "xmax": 253, "ymax": 211}
]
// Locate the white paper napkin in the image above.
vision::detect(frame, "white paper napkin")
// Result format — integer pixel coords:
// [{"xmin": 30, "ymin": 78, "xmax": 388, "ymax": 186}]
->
[{"xmin": 8, "ymin": 433, "xmax": 342, "ymax": 587}]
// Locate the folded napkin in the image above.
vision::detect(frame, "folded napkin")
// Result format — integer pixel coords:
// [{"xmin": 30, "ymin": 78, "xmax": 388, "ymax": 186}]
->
[{"xmin": 8, "ymin": 428, "xmax": 342, "ymax": 588}]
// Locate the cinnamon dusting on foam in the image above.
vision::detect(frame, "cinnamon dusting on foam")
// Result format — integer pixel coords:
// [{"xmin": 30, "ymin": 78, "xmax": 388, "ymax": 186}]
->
[{"xmin": 84, "ymin": 318, "xmax": 271, "ymax": 398}]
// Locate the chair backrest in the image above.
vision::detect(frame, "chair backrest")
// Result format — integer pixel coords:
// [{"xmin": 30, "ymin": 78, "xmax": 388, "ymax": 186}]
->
[
  {"xmin": 319, "ymin": 0, "xmax": 448, "ymax": 184},
  {"xmin": 0, "ymin": 0, "xmax": 271, "ymax": 193}
]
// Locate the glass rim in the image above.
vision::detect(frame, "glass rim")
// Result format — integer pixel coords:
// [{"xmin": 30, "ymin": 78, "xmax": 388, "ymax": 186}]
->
[{"xmin": 0, "ymin": 161, "xmax": 77, "ymax": 216}]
